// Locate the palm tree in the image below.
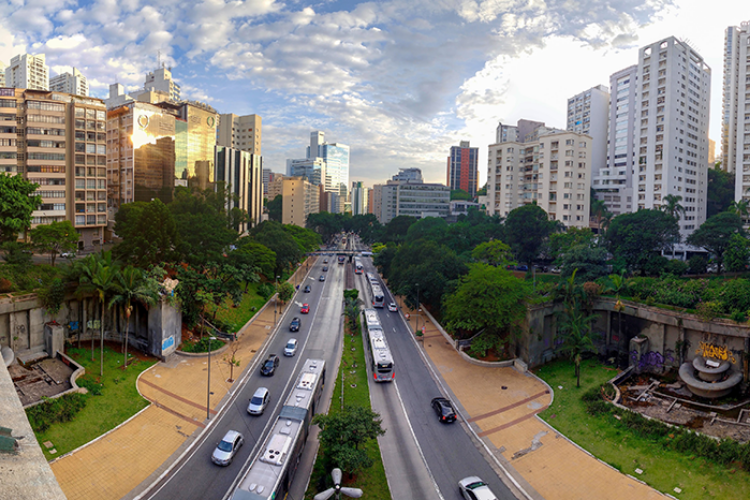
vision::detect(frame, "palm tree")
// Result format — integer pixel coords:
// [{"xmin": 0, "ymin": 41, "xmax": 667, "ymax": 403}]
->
[
  {"xmin": 660, "ymin": 194, "xmax": 686, "ymax": 221},
  {"xmin": 558, "ymin": 308, "xmax": 597, "ymax": 388},
  {"xmin": 605, "ymin": 273, "xmax": 628, "ymax": 353},
  {"xmin": 590, "ymin": 199, "xmax": 611, "ymax": 235},
  {"xmin": 110, "ymin": 266, "xmax": 159, "ymax": 368},
  {"xmin": 76, "ymin": 251, "xmax": 121, "ymax": 377},
  {"xmin": 728, "ymin": 199, "xmax": 750, "ymax": 219},
  {"xmin": 343, "ymin": 297, "xmax": 363, "ymax": 331}
]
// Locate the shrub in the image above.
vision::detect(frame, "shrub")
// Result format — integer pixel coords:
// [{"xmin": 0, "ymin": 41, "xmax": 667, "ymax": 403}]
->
[
  {"xmin": 696, "ymin": 301, "xmax": 723, "ymax": 322},
  {"xmin": 687, "ymin": 255, "xmax": 708, "ymax": 275},
  {"xmin": 643, "ymin": 254, "xmax": 669, "ymax": 277},
  {"xmin": 76, "ymin": 377, "xmax": 103, "ymax": 396},
  {"xmin": 26, "ymin": 392, "xmax": 89, "ymax": 433},
  {"xmin": 717, "ymin": 279, "xmax": 750, "ymax": 313},
  {"xmin": 664, "ymin": 259, "xmax": 688, "ymax": 276}
]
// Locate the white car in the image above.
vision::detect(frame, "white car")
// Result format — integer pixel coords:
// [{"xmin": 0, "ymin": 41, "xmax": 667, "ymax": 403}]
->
[
  {"xmin": 458, "ymin": 476, "xmax": 498, "ymax": 500},
  {"xmin": 247, "ymin": 387, "xmax": 270, "ymax": 415},
  {"xmin": 284, "ymin": 338, "xmax": 298, "ymax": 357},
  {"xmin": 60, "ymin": 251, "xmax": 76, "ymax": 259},
  {"xmin": 387, "ymin": 302, "xmax": 398, "ymax": 312},
  {"xmin": 211, "ymin": 430, "xmax": 244, "ymax": 466}
]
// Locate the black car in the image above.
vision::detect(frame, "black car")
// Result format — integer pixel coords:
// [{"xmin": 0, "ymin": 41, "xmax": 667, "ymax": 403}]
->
[
  {"xmin": 260, "ymin": 354, "xmax": 280, "ymax": 376},
  {"xmin": 431, "ymin": 397, "xmax": 457, "ymax": 423},
  {"xmin": 322, "ymin": 266, "xmax": 328, "ymax": 272},
  {"xmin": 303, "ymin": 285, "xmax": 311, "ymax": 293},
  {"xmin": 289, "ymin": 317, "xmax": 301, "ymax": 332},
  {"xmin": 323, "ymin": 258, "xmax": 329, "ymax": 264}
]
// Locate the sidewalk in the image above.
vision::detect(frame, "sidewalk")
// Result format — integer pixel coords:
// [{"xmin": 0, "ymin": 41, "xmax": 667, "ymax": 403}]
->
[
  {"xmin": 50, "ymin": 262, "xmax": 311, "ymax": 500},
  {"xmin": 399, "ymin": 301, "xmax": 668, "ymax": 500}
]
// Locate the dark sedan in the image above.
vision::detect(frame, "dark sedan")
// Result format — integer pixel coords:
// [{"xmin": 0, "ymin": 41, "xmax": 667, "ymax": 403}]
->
[
  {"xmin": 431, "ymin": 397, "xmax": 457, "ymax": 423},
  {"xmin": 260, "ymin": 354, "xmax": 280, "ymax": 376},
  {"xmin": 289, "ymin": 317, "xmax": 301, "ymax": 332}
]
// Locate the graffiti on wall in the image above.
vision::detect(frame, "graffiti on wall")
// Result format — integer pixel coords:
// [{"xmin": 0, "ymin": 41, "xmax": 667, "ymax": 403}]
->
[
  {"xmin": 630, "ymin": 349, "xmax": 676, "ymax": 372},
  {"xmin": 696, "ymin": 342, "xmax": 736, "ymax": 364}
]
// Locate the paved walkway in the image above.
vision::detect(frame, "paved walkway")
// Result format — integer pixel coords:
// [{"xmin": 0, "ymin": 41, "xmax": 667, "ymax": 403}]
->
[
  {"xmin": 50, "ymin": 263, "xmax": 311, "ymax": 500},
  {"xmin": 400, "ymin": 301, "xmax": 668, "ymax": 500}
]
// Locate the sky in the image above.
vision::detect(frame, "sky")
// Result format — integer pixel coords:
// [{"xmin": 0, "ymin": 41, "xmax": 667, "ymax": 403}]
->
[{"xmin": 0, "ymin": 0, "xmax": 745, "ymax": 188}]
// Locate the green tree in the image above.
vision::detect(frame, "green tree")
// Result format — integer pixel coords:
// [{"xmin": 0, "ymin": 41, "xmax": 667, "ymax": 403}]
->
[
  {"xmin": 687, "ymin": 212, "xmax": 745, "ymax": 274},
  {"xmin": 252, "ymin": 221, "xmax": 303, "ymax": 274},
  {"xmin": 590, "ymin": 198, "xmax": 611, "ymax": 235},
  {"xmin": 471, "ymin": 240, "xmax": 513, "ymax": 267},
  {"xmin": 283, "ymin": 224, "xmax": 322, "ymax": 253},
  {"xmin": 504, "ymin": 203, "xmax": 555, "ymax": 268},
  {"xmin": 170, "ymin": 189, "xmax": 237, "ymax": 266},
  {"xmin": 548, "ymin": 227, "xmax": 596, "ymax": 263},
  {"xmin": 109, "ymin": 266, "xmax": 159, "ymax": 368},
  {"xmin": 233, "ymin": 239, "xmax": 276, "ymax": 279},
  {"xmin": 307, "ymin": 212, "xmax": 344, "ymax": 241},
  {"xmin": 559, "ymin": 244, "xmax": 609, "ymax": 282},
  {"xmin": 707, "ymin": 167, "xmax": 735, "ymax": 218},
  {"xmin": 382, "ymin": 215, "xmax": 417, "ymax": 244},
  {"xmin": 405, "ymin": 217, "xmax": 447, "ymax": 243},
  {"xmin": 114, "ymin": 199, "xmax": 179, "ymax": 267},
  {"xmin": 728, "ymin": 199, "xmax": 750, "ymax": 219},
  {"xmin": 659, "ymin": 194, "xmax": 686, "ymax": 220},
  {"xmin": 313, "ymin": 406, "xmax": 386, "ymax": 476},
  {"xmin": 450, "ymin": 189, "xmax": 471, "ymax": 201},
  {"xmin": 443, "ymin": 264, "xmax": 531, "ymax": 355},
  {"xmin": 373, "ymin": 245, "xmax": 397, "ymax": 277},
  {"xmin": 75, "ymin": 251, "xmax": 121, "ymax": 377},
  {"xmin": 558, "ymin": 307, "xmax": 597, "ymax": 388},
  {"xmin": 267, "ymin": 195, "xmax": 282, "ymax": 222},
  {"xmin": 725, "ymin": 234, "xmax": 750, "ymax": 273},
  {"xmin": 38, "ymin": 278, "xmax": 67, "ymax": 317},
  {"xmin": 343, "ymin": 296, "xmax": 363, "ymax": 330},
  {"xmin": 0, "ymin": 173, "xmax": 42, "ymax": 243},
  {"xmin": 257, "ymin": 282, "xmax": 275, "ymax": 301},
  {"xmin": 30, "ymin": 220, "xmax": 79, "ymax": 266},
  {"xmin": 605, "ymin": 209, "xmax": 679, "ymax": 274},
  {"xmin": 278, "ymin": 281, "xmax": 295, "ymax": 304}
]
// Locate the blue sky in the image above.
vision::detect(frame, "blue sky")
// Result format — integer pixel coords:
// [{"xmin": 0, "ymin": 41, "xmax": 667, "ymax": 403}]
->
[{"xmin": 0, "ymin": 0, "xmax": 743, "ymax": 187}]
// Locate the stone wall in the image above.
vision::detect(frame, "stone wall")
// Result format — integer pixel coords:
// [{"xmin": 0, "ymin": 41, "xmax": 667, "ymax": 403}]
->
[
  {"xmin": 0, "ymin": 291, "xmax": 181, "ymax": 361},
  {"xmin": 523, "ymin": 297, "xmax": 750, "ymax": 380}
]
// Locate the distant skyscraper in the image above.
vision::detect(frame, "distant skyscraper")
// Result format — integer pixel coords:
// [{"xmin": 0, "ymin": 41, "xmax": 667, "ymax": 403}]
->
[
  {"xmin": 217, "ymin": 113, "xmax": 262, "ymax": 155},
  {"xmin": 282, "ymin": 176, "xmax": 319, "ymax": 227},
  {"xmin": 567, "ymin": 85, "xmax": 609, "ymax": 178},
  {"xmin": 722, "ymin": 21, "xmax": 750, "ymax": 175},
  {"xmin": 287, "ymin": 131, "xmax": 350, "ymax": 212},
  {"xmin": 5, "ymin": 53, "xmax": 48, "ymax": 90},
  {"xmin": 50, "ymin": 67, "xmax": 88, "ymax": 96},
  {"xmin": 214, "ymin": 146, "xmax": 263, "ymax": 232},
  {"xmin": 144, "ymin": 67, "xmax": 180, "ymax": 101},
  {"xmin": 392, "ymin": 168, "xmax": 423, "ymax": 182},
  {"xmin": 351, "ymin": 181, "xmax": 368, "ymax": 216},
  {"xmin": 446, "ymin": 140, "xmax": 478, "ymax": 197}
]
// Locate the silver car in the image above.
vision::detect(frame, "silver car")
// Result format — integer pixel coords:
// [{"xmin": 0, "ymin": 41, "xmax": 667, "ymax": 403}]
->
[
  {"xmin": 284, "ymin": 338, "xmax": 298, "ymax": 357},
  {"xmin": 247, "ymin": 387, "xmax": 270, "ymax": 415},
  {"xmin": 211, "ymin": 430, "xmax": 243, "ymax": 466},
  {"xmin": 458, "ymin": 476, "xmax": 498, "ymax": 500}
]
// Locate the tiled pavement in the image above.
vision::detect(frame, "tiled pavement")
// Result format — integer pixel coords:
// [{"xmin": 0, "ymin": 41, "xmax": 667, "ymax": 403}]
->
[
  {"xmin": 49, "ymin": 262, "xmax": 311, "ymax": 500},
  {"xmin": 401, "ymin": 302, "xmax": 668, "ymax": 500}
]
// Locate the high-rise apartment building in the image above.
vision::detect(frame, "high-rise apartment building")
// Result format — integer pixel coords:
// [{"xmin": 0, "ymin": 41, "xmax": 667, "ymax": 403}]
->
[
  {"xmin": 214, "ymin": 146, "xmax": 263, "ymax": 232},
  {"xmin": 722, "ymin": 22, "xmax": 750, "ymax": 175},
  {"xmin": 50, "ymin": 67, "xmax": 88, "ymax": 97},
  {"xmin": 281, "ymin": 176, "xmax": 319, "ymax": 227},
  {"xmin": 268, "ymin": 175, "xmax": 284, "ymax": 202},
  {"xmin": 144, "ymin": 67, "xmax": 180, "ymax": 101},
  {"xmin": 0, "ymin": 61, "xmax": 5, "ymax": 87},
  {"xmin": 592, "ymin": 65, "xmax": 638, "ymax": 215},
  {"xmin": 5, "ymin": 54, "xmax": 49, "ymax": 91},
  {"xmin": 217, "ymin": 114, "xmax": 261, "ymax": 155},
  {"xmin": 634, "ymin": 37, "xmax": 710, "ymax": 234},
  {"xmin": 392, "ymin": 167, "xmax": 423, "ymax": 182},
  {"xmin": 1, "ymin": 88, "xmax": 107, "ymax": 248},
  {"xmin": 447, "ymin": 140, "xmax": 478, "ymax": 197},
  {"xmin": 486, "ymin": 130, "xmax": 592, "ymax": 228},
  {"xmin": 567, "ymin": 85, "xmax": 609, "ymax": 178},
  {"xmin": 496, "ymin": 119, "xmax": 546, "ymax": 144}
]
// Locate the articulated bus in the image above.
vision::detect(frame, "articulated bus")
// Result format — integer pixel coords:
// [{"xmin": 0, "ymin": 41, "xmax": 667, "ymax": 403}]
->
[
  {"xmin": 231, "ymin": 359, "xmax": 326, "ymax": 500},
  {"xmin": 354, "ymin": 257, "xmax": 364, "ymax": 275},
  {"xmin": 363, "ymin": 308, "xmax": 394, "ymax": 382},
  {"xmin": 369, "ymin": 280, "xmax": 385, "ymax": 308}
]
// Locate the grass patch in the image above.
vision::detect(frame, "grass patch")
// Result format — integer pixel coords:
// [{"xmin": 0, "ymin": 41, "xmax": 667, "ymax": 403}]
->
[
  {"xmin": 180, "ymin": 337, "xmax": 225, "ymax": 353},
  {"xmin": 305, "ymin": 316, "xmax": 390, "ymax": 499},
  {"xmin": 208, "ymin": 282, "xmax": 267, "ymax": 333},
  {"xmin": 535, "ymin": 358, "xmax": 750, "ymax": 499},
  {"xmin": 31, "ymin": 345, "xmax": 155, "ymax": 460}
]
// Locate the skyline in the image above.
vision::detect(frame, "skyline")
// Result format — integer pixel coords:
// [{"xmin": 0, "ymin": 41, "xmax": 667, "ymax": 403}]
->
[{"xmin": 0, "ymin": 0, "xmax": 743, "ymax": 188}]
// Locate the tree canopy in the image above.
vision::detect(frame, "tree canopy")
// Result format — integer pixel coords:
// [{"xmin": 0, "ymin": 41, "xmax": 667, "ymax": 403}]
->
[
  {"xmin": 30, "ymin": 220, "xmax": 79, "ymax": 266},
  {"xmin": 0, "ymin": 173, "xmax": 41, "ymax": 243},
  {"xmin": 687, "ymin": 212, "xmax": 745, "ymax": 274},
  {"xmin": 605, "ymin": 209, "xmax": 679, "ymax": 273},
  {"xmin": 267, "ymin": 195, "xmax": 282, "ymax": 222},
  {"xmin": 707, "ymin": 167, "xmax": 735, "ymax": 218},
  {"xmin": 450, "ymin": 189, "xmax": 471, "ymax": 201},
  {"xmin": 114, "ymin": 199, "xmax": 179, "ymax": 267},
  {"xmin": 504, "ymin": 203, "xmax": 555, "ymax": 266},
  {"xmin": 313, "ymin": 406, "xmax": 385, "ymax": 476},
  {"xmin": 471, "ymin": 240, "xmax": 513, "ymax": 267}
]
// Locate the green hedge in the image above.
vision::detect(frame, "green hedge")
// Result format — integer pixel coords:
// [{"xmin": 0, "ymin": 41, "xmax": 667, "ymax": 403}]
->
[
  {"xmin": 26, "ymin": 392, "xmax": 89, "ymax": 433},
  {"xmin": 584, "ymin": 386, "xmax": 750, "ymax": 470}
]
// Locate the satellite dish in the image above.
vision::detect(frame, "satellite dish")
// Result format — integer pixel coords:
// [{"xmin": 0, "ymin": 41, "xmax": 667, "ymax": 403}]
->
[{"xmin": 313, "ymin": 468, "xmax": 364, "ymax": 500}]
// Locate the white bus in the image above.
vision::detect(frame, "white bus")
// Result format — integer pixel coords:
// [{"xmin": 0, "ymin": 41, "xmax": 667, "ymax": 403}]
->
[
  {"xmin": 354, "ymin": 257, "xmax": 363, "ymax": 275},
  {"xmin": 231, "ymin": 359, "xmax": 326, "ymax": 500},
  {"xmin": 363, "ymin": 308, "xmax": 394, "ymax": 382},
  {"xmin": 369, "ymin": 280, "xmax": 385, "ymax": 308}
]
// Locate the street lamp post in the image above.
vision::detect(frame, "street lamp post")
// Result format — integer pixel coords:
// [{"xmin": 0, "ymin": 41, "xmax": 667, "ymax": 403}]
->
[{"xmin": 206, "ymin": 336, "xmax": 217, "ymax": 420}]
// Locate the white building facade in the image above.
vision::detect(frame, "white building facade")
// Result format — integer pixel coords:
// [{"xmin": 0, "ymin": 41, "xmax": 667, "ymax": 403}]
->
[
  {"xmin": 217, "ymin": 113, "xmax": 262, "ymax": 155},
  {"xmin": 50, "ymin": 67, "xmax": 88, "ymax": 97},
  {"xmin": 144, "ymin": 67, "xmax": 180, "ymax": 101},
  {"xmin": 723, "ymin": 22, "xmax": 750, "ymax": 202},
  {"xmin": 634, "ymin": 37, "xmax": 710, "ymax": 235},
  {"xmin": 567, "ymin": 84, "xmax": 609, "ymax": 179},
  {"xmin": 5, "ymin": 54, "xmax": 48, "ymax": 91}
]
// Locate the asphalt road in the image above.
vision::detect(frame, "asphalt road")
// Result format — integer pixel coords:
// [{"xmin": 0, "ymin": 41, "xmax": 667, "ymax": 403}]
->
[
  {"xmin": 146, "ymin": 256, "xmax": 345, "ymax": 500},
  {"xmin": 356, "ymin": 252, "xmax": 516, "ymax": 500}
]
